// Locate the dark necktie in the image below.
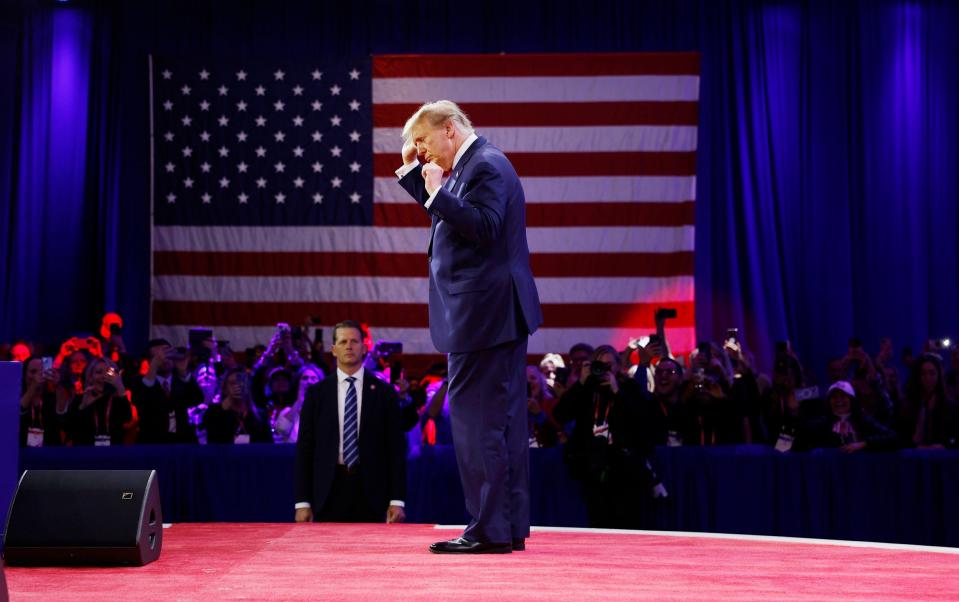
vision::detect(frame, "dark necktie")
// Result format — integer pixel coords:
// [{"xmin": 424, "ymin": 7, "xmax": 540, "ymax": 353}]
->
[{"xmin": 343, "ymin": 377, "xmax": 359, "ymax": 468}]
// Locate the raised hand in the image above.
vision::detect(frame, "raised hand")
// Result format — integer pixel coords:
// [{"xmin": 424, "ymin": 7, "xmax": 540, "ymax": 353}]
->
[
  {"xmin": 402, "ymin": 139, "xmax": 418, "ymax": 166},
  {"xmin": 422, "ymin": 161, "xmax": 444, "ymax": 195}
]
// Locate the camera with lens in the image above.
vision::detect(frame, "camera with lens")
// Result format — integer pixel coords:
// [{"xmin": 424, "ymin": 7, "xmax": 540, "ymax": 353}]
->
[
  {"xmin": 590, "ymin": 360, "xmax": 612, "ymax": 379},
  {"xmin": 375, "ymin": 341, "xmax": 403, "ymax": 357}
]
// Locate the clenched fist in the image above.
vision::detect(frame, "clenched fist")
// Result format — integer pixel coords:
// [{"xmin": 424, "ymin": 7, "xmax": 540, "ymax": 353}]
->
[{"xmin": 422, "ymin": 161, "xmax": 444, "ymax": 195}]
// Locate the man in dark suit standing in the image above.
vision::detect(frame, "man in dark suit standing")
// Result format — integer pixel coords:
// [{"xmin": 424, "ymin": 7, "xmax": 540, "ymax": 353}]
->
[
  {"xmin": 294, "ymin": 320, "xmax": 407, "ymax": 523},
  {"xmin": 396, "ymin": 101, "xmax": 543, "ymax": 553},
  {"xmin": 133, "ymin": 339, "xmax": 203, "ymax": 444}
]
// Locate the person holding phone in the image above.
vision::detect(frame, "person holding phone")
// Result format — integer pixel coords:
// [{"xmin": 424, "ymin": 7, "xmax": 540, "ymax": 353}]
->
[
  {"xmin": 252, "ymin": 323, "xmax": 306, "ymax": 409},
  {"xmin": 132, "ymin": 339, "xmax": 203, "ymax": 444},
  {"xmin": 64, "ymin": 358, "xmax": 132, "ymax": 446},
  {"xmin": 202, "ymin": 369, "xmax": 273, "ymax": 444},
  {"xmin": 18, "ymin": 357, "xmax": 66, "ymax": 447}
]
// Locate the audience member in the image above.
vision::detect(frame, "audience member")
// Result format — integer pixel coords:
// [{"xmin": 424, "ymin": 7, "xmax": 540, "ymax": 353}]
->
[
  {"xmin": 526, "ymin": 365, "xmax": 563, "ymax": 447},
  {"xmin": 18, "ymin": 357, "xmax": 66, "ymax": 447},
  {"xmin": 565, "ymin": 343, "xmax": 594, "ymax": 391},
  {"xmin": 274, "ymin": 363, "xmax": 325, "ymax": 444},
  {"xmin": 758, "ymin": 347, "xmax": 811, "ymax": 446},
  {"xmin": 252, "ymin": 323, "xmax": 306, "ymax": 408},
  {"xmin": 133, "ymin": 339, "xmax": 203, "ymax": 444},
  {"xmin": 897, "ymin": 353, "xmax": 958, "ymax": 448},
  {"xmin": 98, "ymin": 312, "xmax": 140, "ymax": 390},
  {"xmin": 64, "ymin": 357, "xmax": 133, "ymax": 446},
  {"xmin": 58, "ymin": 348, "xmax": 93, "ymax": 398},
  {"xmin": 643, "ymin": 357, "xmax": 696, "ymax": 446},
  {"xmin": 202, "ymin": 368, "xmax": 273, "ymax": 444},
  {"xmin": 724, "ymin": 337, "xmax": 762, "ymax": 443},
  {"xmin": 364, "ymin": 340, "xmax": 419, "ymax": 432},
  {"xmin": 417, "ymin": 378, "xmax": 454, "ymax": 447},
  {"xmin": 538, "ymin": 353, "xmax": 567, "ymax": 397},
  {"xmin": 264, "ymin": 367, "xmax": 295, "ymax": 411},
  {"xmin": 682, "ymin": 342, "xmax": 749, "ymax": 445},
  {"xmin": 795, "ymin": 381, "xmax": 898, "ymax": 452},
  {"xmin": 844, "ymin": 342, "xmax": 893, "ymax": 425},
  {"xmin": 554, "ymin": 345, "xmax": 665, "ymax": 529}
]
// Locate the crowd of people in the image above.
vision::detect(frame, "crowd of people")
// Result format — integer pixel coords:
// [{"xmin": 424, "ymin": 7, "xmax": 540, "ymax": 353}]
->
[{"xmin": 5, "ymin": 312, "xmax": 959, "ymax": 528}]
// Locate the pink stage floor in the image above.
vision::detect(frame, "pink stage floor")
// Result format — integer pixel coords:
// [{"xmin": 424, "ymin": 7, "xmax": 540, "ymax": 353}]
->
[{"xmin": 5, "ymin": 523, "xmax": 959, "ymax": 601}]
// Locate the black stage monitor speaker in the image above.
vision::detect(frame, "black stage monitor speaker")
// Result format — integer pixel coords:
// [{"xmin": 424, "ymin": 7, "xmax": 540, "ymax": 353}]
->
[{"xmin": 2, "ymin": 469, "xmax": 162, "ymax": 566}]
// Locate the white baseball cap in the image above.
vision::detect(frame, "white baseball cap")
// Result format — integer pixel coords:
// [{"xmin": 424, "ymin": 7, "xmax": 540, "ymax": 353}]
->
[{"xmin": 826, "ymin": 380, "xmax": 856, "ymax": 399}]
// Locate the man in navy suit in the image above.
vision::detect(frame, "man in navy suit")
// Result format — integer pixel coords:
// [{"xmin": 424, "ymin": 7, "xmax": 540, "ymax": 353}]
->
[
  {"xmin": 294, "ymin": 320, "xmax": 407, "ymax": 523},
  {"xmin": 396, "ymin": 101, "xmax": 543, "ymax": 553}
]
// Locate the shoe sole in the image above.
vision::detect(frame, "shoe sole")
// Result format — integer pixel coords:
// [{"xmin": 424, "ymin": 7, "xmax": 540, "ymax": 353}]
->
[{"xmin": 429, "ymin": 546, "xmax": 512, "ymax": 554}]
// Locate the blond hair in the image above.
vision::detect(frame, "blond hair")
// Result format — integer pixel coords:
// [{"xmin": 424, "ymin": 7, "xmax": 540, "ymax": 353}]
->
[{"xmin": 402, "ymin": 100, "xmax": 474, "ymax": 142}]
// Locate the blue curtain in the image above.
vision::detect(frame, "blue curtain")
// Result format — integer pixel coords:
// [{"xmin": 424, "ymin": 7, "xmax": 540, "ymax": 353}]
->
[
  {"xmin": 2, "ymin": 0, "xmax": 958, "ymax": 378},
  {"xmin": 696, "ymin": 0, "xmax": 959, "ymax": 377},
  {"xmin": 0, "ymin": 4, "xmax": 129, "ymax": 347}
]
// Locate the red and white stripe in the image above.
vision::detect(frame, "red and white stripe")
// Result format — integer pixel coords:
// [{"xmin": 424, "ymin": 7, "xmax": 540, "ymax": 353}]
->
[{"xmin": 152, "ymin": 53, "xmax": 699, "ymax": 368}]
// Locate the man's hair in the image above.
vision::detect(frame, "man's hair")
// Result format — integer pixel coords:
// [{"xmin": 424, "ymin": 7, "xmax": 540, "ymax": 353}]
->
[
  {"xmin": 332, "ymin": 320, "xmax": 365, "ymax": 344},
  {"xmin": 146, "ymin": 338, "xmax": 171, "ymax": 350},
  {"xmin": 402, "ymin": 100, "xmax": 475, "ymax": 142},
  {"xmin": 568, "ymin": 342, "xmax": 594, "ymax": 357},
  {"xmin": 590, "ymin": 344, "xmax": 620, "ymax": 368}
]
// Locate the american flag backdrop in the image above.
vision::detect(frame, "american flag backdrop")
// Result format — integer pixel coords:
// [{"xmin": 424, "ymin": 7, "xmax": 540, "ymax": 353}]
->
[{"xmin": 150, "ymin": 53, "xmax": 699, "ymax": 369}]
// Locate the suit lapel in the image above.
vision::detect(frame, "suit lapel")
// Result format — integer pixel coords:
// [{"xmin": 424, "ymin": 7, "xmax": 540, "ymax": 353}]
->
[{"xmin": 322, "ymin": 377, "xmax": 340, "ymax": 449}]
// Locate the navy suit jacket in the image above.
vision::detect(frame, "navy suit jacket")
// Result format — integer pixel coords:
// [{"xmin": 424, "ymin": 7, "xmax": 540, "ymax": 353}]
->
[
  {"xmin": 398, "ymin": 136, "xmax": 543, "ymax": 353},
  {"xmin": 294, "ymin": 372, "xmax": 407, "ymax": 514}
]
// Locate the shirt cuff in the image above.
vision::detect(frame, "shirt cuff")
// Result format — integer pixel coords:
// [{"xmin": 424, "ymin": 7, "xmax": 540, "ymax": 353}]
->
[
  {"xmin": 389, "ymin": 500, "xmax": 405, "ymax": 508},
  {"xmin": 424, "ymin": 187, "xmax": 440, "ymax": 210},
  {"xmin": 294, "ymin": 502, "xmax": 311, "ymax": 509},
  {"xmin": 142, "ymin": 376, "xmax": 156, "ymax": 388},
  {"xmin": 395, "ymin": 160, "xmax": 419, "ymax": 179}
]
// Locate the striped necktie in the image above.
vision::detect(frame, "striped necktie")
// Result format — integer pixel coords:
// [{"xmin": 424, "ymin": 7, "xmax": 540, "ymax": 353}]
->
[{"xmin": 343, "ymin": 376, "xmax": 359, "ymax": 468}]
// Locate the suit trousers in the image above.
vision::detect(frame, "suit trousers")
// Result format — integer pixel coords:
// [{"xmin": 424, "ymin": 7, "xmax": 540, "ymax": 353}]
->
[
  {"xmin": 447, "ymin": 337, "xmax": 529, "ymax": 543},
  {"xmin": 315, "ymin": 469, "xmax": 382, "ymax": 523}
]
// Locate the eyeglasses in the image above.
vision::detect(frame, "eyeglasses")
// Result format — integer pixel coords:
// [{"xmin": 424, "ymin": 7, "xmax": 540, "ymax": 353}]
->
[{"xmin": 655, "ymin": 369, "xmax": 679, "ymax": 376}]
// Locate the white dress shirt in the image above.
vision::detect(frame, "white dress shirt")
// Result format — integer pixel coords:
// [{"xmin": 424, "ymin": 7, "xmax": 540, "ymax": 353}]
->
[
  {"xmin": 142, "ymin": 373, "xmax": 173, "ymax": 390},
  {"xmin": 294, "ymin": 365, "xmax": 404, "ymax": 511},
  {"xmin": 395, "ymin": 132, "xmax": 479, "ymax": 208}
]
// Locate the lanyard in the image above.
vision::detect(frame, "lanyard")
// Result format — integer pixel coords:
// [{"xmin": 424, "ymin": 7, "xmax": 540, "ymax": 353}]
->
[
  {"xmin": 30, "ymin": 401, "xmax": 44, "ymax": 429},
  {"xmin": 593, "ymin": 393, "xmax": 613, "ymax": 426},
  {"xmin": 91, "ymin": 395, "xmax": 113, "ymax": 435},
  {"xmin": 234, "ymin": 408, "xmax": 249, "ymax": 435}
]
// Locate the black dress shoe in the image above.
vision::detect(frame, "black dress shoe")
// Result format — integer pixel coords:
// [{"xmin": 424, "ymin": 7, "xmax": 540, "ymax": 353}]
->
[
  {"xmin": 429, "ymin": 537, "xmax": 512, "ymax": 554},
  {"xmin": 512, "ymin": 538, "xmax": 526, "ymax": 551}
]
